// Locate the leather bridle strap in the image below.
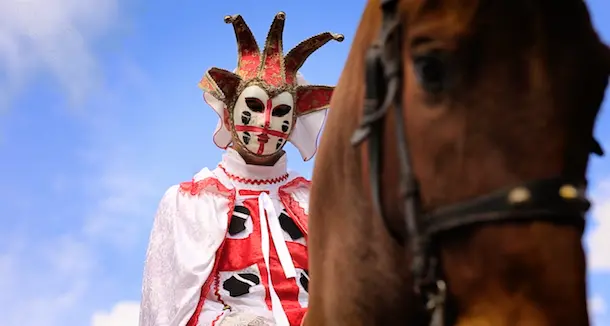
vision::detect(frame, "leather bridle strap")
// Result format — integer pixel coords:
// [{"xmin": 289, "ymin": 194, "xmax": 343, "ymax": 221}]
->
[
  {"xmin": 351, "ymin": 0, "xmax": 430, "ymax": 288},
  {"xmin": 423, "ymin": 177, "xmax": 589, "ymax": 236},
  {"xmin": 351, "ymin": 0, "xmax": 406, "ymax": 242}
]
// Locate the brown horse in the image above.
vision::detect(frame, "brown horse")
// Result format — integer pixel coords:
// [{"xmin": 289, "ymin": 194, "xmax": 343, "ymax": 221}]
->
[{"xmin": 306, "ymin": 0, "xmax": 610, "ymax": 325}]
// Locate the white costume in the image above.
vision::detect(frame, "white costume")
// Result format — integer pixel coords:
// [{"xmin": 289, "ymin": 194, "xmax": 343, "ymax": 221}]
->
[{"xmin": 139, "ymin": 11, "xmax": 343, "ymax": 326}]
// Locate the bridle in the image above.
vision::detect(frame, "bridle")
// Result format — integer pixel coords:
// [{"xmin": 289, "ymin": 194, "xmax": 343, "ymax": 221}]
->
[{"xmin": 350, "ymin": 0, "xmax": 604, "ymax": 325}]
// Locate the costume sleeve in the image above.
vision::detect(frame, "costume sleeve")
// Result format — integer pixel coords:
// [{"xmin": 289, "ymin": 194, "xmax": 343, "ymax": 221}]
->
[
  {"xmin": 287, "ymin": 185, "xmax": 310, "ymax": 217},
  {"xmin": 139, "ymin": 183, "xmax": 231, "ymax": 326},
  {"xmin": 279, "ymin": 175, "xmax": 311, "ymax": 234}
]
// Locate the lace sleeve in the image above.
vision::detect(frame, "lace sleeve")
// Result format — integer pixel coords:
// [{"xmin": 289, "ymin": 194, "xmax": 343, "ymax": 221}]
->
[{"xmin": 139, "ymin": 183, "xmax": 231, "ymax": 326}]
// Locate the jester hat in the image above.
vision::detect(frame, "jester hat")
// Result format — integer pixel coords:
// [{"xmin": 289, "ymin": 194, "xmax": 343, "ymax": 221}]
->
[{"xmin": 198, "ymin": 12, "xmax": 344, "ymax": 161}]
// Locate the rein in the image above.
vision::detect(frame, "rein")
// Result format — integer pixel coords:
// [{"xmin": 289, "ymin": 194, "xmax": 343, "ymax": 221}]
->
[{"xmin": 350, "ymin": 0, "xmax": 603, "ymax": 325}]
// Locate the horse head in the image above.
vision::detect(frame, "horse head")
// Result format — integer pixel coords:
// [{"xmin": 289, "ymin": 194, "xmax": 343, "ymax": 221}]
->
[{"xmin": 308, "ymin": 0, "xmax": 609, "ymax": 325}]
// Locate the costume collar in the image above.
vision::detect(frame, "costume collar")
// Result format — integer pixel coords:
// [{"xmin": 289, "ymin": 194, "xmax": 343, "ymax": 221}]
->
[{"xmin": 218, "ymin": 148, "xmax": 289, "ymax": 186}]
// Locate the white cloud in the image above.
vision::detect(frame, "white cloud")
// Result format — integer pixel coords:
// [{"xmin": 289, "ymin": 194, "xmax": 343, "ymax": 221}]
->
[
  {"xmin": 0, "ymin": 0, "xmax": 213, "ymax": 325},
  {"xmin": 91, "ymin": 301, "xmax": 140, "ymax": 326},
  {"xmin": 0, "ymin": 234, "xmax": 96, "ymax": 326},
  {"xmin": 590, "ymin": 294, "xmax": 607, "ymax": 318},
  {"xmin": 0, "ymin": 2, "xmax": 158, "ymax": 324},
  {"xmin": 0, "ymin": 158, "xmax": 157, "ymax": 326},
  {"xmin": 587, "ymin": 179, "xmax": 610, "ymax": 272},
  {"xmin": 0, "ymin": 0, "xmax": 118, "ymax": 108},
  {"xmin": 82, "ymin": 145, "xmax": 161, "ymax": 249}
]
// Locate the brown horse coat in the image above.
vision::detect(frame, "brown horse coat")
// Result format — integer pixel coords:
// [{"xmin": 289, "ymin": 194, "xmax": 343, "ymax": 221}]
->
[{"xmin": 307, "ymin": 0, "xmax": 610, "ymax": 325}]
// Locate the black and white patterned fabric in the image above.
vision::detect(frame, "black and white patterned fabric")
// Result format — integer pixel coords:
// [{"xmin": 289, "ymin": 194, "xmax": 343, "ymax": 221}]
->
[
  {"xmin": 295, "ymin": 268, "xmax": 309, "ymax": 307},
  {"xmin": 227, "ymin": 204, "xmax": 253, "ymax": 240},
  {"xmin": 278, "ymin": 209, "xmax": 306, "ymax": 246},
  {"xmin": 223, "ymin": 273, "xmax": 261, "ymax": 297},
  {"xmin": 218, "ymin": 265, "xmax": 267, "ymax": 305}
]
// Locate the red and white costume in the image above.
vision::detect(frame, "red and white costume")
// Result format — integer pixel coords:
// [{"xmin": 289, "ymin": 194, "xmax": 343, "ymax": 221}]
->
[{"xmin": 139, "ymin": 11, "xmax": 342, "ymax": 326}]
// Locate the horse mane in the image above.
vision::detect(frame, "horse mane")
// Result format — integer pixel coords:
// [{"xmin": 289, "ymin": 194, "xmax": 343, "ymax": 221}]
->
[{"xmin": 602, "ymin": 45, "xmax": 610, "ymax": 75}]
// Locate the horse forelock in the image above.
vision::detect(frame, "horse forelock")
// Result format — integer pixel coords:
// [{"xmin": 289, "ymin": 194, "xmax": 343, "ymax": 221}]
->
[{"xmin": 401, "ymin": 0, "xmax": 605, "ymax": 63}]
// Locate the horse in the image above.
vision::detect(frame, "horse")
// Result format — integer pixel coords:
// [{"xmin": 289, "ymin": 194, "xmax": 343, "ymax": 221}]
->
[{"xmin": 306, "ymin": 0, "xmax": 610, "ymax": 325}]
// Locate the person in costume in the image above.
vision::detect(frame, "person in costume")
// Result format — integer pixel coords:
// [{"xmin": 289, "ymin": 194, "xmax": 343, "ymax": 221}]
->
[{"xmin": 138, "ymin": 12, "xmax": 343, "ymax": 326}]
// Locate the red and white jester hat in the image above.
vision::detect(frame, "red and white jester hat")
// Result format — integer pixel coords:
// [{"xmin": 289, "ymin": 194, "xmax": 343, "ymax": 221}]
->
[{"xmin": 198, "ymin": 12, "xmax": 344, "ymax": 161}]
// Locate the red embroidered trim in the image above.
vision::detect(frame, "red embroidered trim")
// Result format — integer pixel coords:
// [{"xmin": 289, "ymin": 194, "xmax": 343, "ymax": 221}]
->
[
  {"xmin": 238, "ymin": 189, "xmax": 269, "ymax": 196},
  {"xmin": 281, "ymin": 176, "xmax": 312, "ymax": 189},
  {"xmin": 219, "ymin": 165, "xmax": 289, "ymax": 185},
  {"xmin": 179, "ymin": 176, "xmax": 233, "ymax": 196},
  {"xmin": 213, "ymin": 272, "xmax": 228, "ymax": 309},
  {"xmin": 210, "ymin": 311, "xmax": 224, "ymax": 326}
]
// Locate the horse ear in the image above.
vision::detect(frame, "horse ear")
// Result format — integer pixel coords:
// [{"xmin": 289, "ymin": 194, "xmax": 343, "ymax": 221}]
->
[{"xmin": 294, "ymin": 85, "xmax": 334, "ymax": 116}]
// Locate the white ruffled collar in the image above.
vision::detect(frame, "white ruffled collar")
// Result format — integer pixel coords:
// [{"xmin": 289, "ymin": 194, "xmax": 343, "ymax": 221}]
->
[{"xmin": 218, "ymin": 148, "xmax": 289, "ymax": 186}]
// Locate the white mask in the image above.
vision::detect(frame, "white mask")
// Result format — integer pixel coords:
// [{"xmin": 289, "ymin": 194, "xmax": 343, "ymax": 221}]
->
[{"xmin": 232, "ymin": 85, "xmax": 295, "ymax": 156}]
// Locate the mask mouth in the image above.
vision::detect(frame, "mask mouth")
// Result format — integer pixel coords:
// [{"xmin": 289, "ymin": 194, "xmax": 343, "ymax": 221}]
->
[{"xmin": 257, "ymin": 133, "xmax": 270, "ymax": 143}]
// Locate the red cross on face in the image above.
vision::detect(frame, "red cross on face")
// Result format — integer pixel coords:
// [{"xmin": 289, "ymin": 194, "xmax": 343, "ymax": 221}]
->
[{"xmin": 233, "ymin": 85, "xmax": 295, "ymax": 156}]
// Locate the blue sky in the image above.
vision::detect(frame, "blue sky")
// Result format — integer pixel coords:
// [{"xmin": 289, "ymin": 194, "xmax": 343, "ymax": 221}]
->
[{"xmin": 0, "ymin": 0, "xmax": 608, "ymax": 325}]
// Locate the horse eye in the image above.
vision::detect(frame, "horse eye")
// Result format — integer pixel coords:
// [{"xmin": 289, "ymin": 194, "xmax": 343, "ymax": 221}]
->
[
  {"xmin": 245, "ymin": 97, "xmax": 264, "ymax": 112},
  {"xmin": 272, "ymin": 104, "xmax": 292, "ymax": 117},
  {"xmin": 413, "ymin": 54, "xmax": 448, "ymax": 93}
]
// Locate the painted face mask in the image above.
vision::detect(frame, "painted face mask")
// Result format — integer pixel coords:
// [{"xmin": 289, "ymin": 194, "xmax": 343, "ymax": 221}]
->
[
  {"xmin": 232, "ymin": 85, "xmax": 295, "ymax": 156},
  {"xmin": 198, "ymin": 12, "xmax": 344, "ymax": 161}
]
